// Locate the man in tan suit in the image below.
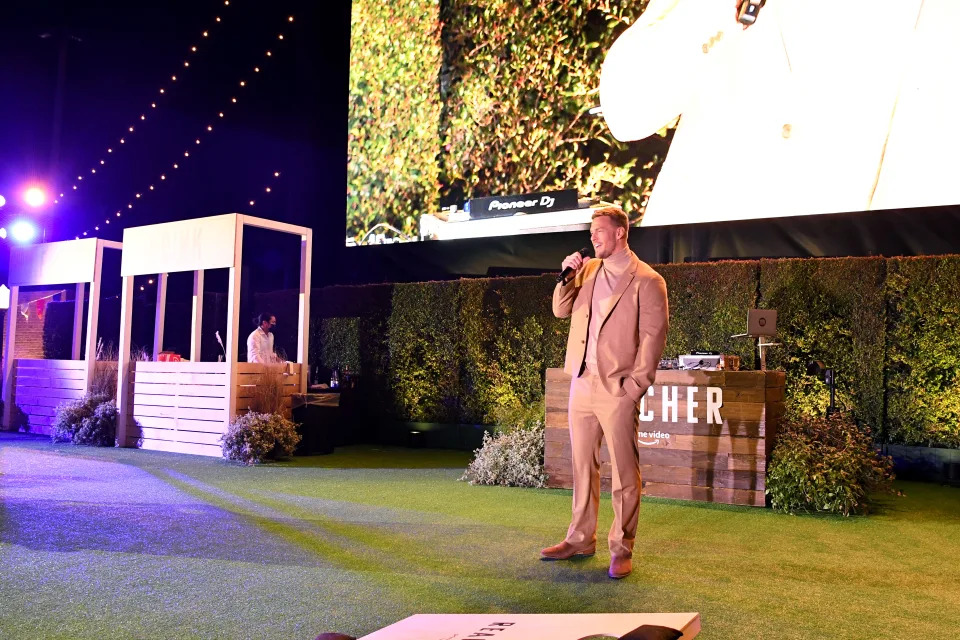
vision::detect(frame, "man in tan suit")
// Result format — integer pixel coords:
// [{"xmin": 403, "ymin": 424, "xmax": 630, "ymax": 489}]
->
[{"xmin": 541, "ymin": 206, "xmax": 669, "ymax": 579}]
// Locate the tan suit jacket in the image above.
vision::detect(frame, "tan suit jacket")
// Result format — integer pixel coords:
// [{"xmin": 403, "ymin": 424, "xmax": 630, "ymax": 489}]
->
[{"xmin": 553, "ymin": 251, "xmax": 669, "ymax": 403}]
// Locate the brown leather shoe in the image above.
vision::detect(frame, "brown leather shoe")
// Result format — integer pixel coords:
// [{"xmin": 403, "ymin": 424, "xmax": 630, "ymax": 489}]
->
[
  {"xmin": 608, "ymin": 555, "xmax": 632, "ymax": 579},
  {"xmin": 540, "ymin": 540, "xmax": 596, "ymax": 560}
]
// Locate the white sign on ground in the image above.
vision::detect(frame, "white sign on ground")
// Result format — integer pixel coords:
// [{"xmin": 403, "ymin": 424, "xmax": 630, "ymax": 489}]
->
[{"xmin": 358, "ymin": 612, "xmax": 701, "ymax": 640}]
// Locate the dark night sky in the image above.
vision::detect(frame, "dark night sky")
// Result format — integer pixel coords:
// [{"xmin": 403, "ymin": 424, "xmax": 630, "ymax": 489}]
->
[{"xmin": 0, "ymin": 0, "xmax": 351, "ymax": 286}]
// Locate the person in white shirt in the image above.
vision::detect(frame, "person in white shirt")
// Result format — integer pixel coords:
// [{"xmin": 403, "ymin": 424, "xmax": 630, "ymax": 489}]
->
[{"xmin": 246, "ymin": 312, "xmax": 281, "ymax": 364}]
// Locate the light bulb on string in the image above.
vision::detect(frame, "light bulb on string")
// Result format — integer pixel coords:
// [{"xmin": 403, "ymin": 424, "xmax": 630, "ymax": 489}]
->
[
  {"xmin": 249, "ymin": 200, "xmax": 255, "ymax": 206},
  {"xmin": 274, "ymin": 172, "xmax": 280, "ymax": 177},
  {"xmin": 195, "ymin": 139, "xmax": 200, "ymax": 144},
  {"xmin": 202, "ymin": 31, "xmax": 208, "ymax": 37},
  {"xmin": 128, "ymin": 126, "xmax": 134, "ymax": 132},
  {"xmin": 266, "ymin": 51, "xmax": 272, "ymax": 56},
  {"xmin": 159, "ymin": 88, "xmax": 165, "ymax": 94},
  {"xmin": 254, "ymin": 67, "xmax": 260, "ymax": 72},
  {"xmin": 184, "ymin": 152, "xmax": 189, "ymax": 157},
  {"xmin": 140, "ymin": 115, "xmax": 146, "ymax": 120},
  {"xmin": 149, "ymin": 185, "xmax": 154, "ymax": 190},
  {"xmin": 278, "ymin": 34, "xmax": 284, "ymax": 40},
  {"xmin": 173, "ymin": 163, "xmax": 179, "ymax": 169},
  {"xmin": 288, "ymin": 16, "xmax": 294, "ymax": 22},
  {"xmin": 184, "ymin": 61, "xmax": 189, "ymax": 67},
  {"xmin": 91, "ymin": 169, "xmax": 96, "ymax": 174},
  {"xmin": 218, "ymin": 112, "xmax": 224, "ymax": 118},
  {"xmin": 120, "ymin": 138, "xmax": 125, "ymax": 144},
  {"xmin": 239, "ymin": 81, "xmax": 245, "ymax": 87},
  {"xmin": 135, "ymin": 193, "xmax": 141, "ymax": 198},
  {"xmin": 191, "ymin": 46, "xmax": 197, "ymax": 52},
  {"xmin": 207, "ymin": 125, "xmax": 213, "ymax": 131},
  {"xmin": 100, "ymin": 160, "xmax": 105, "ymax": 165},
  {"xmin": 231, "ymin": 97, "xmax": 237, "ymax": 103},
  {"xmin": 107, "ymin": 148, "xmax": 112, "ymax": 153},
  {"xmin": 265, "ymin": 187, "xmax": 271, "ymax": 193},
  {"xmin": 78, "ymin": 175, "xmax": 83, "ymax": 180},
  {"xmin": 171, "ymin": 76, "xmax": 177, "ymax": 82},
  {"xmin": 116, "ymin": 212, "xmax": 121, "ymax": 217},
  {"xmin": 128, "ymin": 204, "xmax": 133, "ymax": 208}
]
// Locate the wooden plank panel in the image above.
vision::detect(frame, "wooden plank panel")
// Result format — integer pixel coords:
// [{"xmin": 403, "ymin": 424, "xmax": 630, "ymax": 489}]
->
[
  {"xmin": 235, "ymin": 396, "xmax": 292, "ymax": 411},
  {"xmin": 18, "ymin": 404, "xmax": 59, "ymax": 417},
  {"xmin": 11, "ymin": 395, "xmax": 68, "ymax": 408},
  {"xmin": 14, "ymin": 368, "xmax": 87, "ymax": 381},
  {"xmin": 138, "ymin": 427, "xmax": 224, "ymax": 446},
  {"xmin": 15, "ymin": 377, "xmax": 86, "ymax": 390},
  {"xmin": 26, "ymin": 414, "xmax": 56, "ymax": 427},
  {"xmin": 15, "ymin": 387, "xmax": 84, "ymax": 402},
  {"xmin": 133, "ymin": 361, "xmax": 229, "ymax": 374},
  {"xmin": 133, "ymin": 405, "xmax": 226, "ymax": 421},
  {"xmin": 132, "ymin": 382, "xmax": 228, "ymax": 397},
  {"xmin": 136, "ymin": 438, "xmax": 222, "ymax": 457},
  {"xmin": 642, "ymin": 482, "xmax": 766, "ymax": 507},
  {"xmin": 133, "ymin": 393, "xmax": 229, "ymax": 410},
  {"xmin": 236, "ymin": 362, "xmax": 303, "ymax": 375},
  {"xmin": 134, "ymin": 415, "xmax": 176, "ymax": 430},
  {"xmin": 132, "ymin": 371, "xmax": 228, "ymax": 384},
  {"xmin": 15, "ymin": 358, "xmax": 86, "ymax": 370}
]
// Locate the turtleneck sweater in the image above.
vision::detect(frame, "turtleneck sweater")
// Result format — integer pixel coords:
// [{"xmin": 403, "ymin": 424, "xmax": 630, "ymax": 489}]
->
[{"xmin": 585, "ymin": 245, "xmax": 634, "ymax": 375}]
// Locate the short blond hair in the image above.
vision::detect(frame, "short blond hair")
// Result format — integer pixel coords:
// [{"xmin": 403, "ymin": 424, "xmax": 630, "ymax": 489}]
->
[{"xmin": 591, "ymin": 206, "xmax": 629, "ymax": 239}]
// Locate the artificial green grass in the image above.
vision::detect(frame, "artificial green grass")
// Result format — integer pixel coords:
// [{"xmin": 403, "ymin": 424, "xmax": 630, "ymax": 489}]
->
[{"xmin": 1, "ymin": 432, "xmax": 958, "ymax": 639}]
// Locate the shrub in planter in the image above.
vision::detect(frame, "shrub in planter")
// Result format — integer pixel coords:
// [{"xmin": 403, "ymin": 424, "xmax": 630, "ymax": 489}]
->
[
  {"xmin": 767, "ymin": 411, "xmax": 895, "ymax": 516},
  {"xmin": 51, "ymin": 393, "xmax": 112, "ymax": 445},
  {"xmin": 460, "ymin": 420, "xmax": 547, "ymax": 488},
  {"xmin": 221, "ymin": 411, "xmax": 301, "ymax": 465}
]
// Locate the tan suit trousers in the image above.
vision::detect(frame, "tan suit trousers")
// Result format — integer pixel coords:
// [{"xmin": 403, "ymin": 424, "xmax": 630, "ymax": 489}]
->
[{"xmin": 564, "ymin": 368, "xmax": 641, "ymax": 559}]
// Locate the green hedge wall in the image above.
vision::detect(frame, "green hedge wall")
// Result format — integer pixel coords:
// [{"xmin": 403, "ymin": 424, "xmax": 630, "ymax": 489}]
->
[
  {"xmin": 886, "ymin": 257, "xmax": 960, "ymax": 448},
  {"xmin": 312, "ymin": 255, "xmax": 960, "ymax": 448},
  {"xmin": 759, "ymin": 258, "xmax": 887, "ymax": 431},
  {"xmin": 658, "ymin": 261, "xmax": 759, "ymax": 370}
]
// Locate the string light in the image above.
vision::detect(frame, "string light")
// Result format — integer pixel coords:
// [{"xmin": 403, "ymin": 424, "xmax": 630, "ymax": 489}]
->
[{"xmin": 70, "ymin": 11, "xmax": 297, "ymax": 239}]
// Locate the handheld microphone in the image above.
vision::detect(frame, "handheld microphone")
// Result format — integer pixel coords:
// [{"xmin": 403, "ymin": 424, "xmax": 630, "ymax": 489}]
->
[
  {"xmin": 737, "ymin": 0, "xmax": 765, "ymax": 27},
  {"xmin": 556, "ymin": 247, "xmax": 591, "ymax": 283}
]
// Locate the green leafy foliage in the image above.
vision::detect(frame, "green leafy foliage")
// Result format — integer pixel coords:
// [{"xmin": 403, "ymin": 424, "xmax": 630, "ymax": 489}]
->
[
  {"xmin": 347, "ymin": 0, "xmax": 443, "ymax": 241},
  {"xmin": 886, "ymin": 257, "xmax": 960, "ymax": 447},
  {"xmin": 459, "ymin": 276, "xmax": 565, "ymax": 426},
  {"xmin": 767, "ymin": 411, "xmax": 894, "ymax": 516},
  {"xmin": 51, "ymin": 393, "xmax": 115, "ymax": 446},
  {"xmin": 439, "ymin": 0, "xmax": 668, "ymax": 217},
  {"xmin": 759, "ymin": 258, "xmax": 886, "ymax": 430},
  {"xmin": 319, "ymin": 317, "xmax": 362, "ymax": 374},
  {"xmin": 221, "ymin": 412, "xmax": 301, "ymax": 465},
  {"xmin": 388, "ymin": 281, "xmax": 462, "ymax": 422},
  {"xmin": 311, "ymin": 255, "xmax": 960, "ymax": 449},
  {"xmin": 657, "ymin": 261, "xmax": 758, "ymax": 368}
]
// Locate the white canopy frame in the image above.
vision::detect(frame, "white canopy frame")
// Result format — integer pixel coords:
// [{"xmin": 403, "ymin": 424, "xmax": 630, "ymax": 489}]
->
[
  {"xmin": 115, "ymin": 214, "xmax": 312, "ymax": 448},
  {"xmin": 2, "ymin": 238, "xmax": 122, "ymax": 430}
]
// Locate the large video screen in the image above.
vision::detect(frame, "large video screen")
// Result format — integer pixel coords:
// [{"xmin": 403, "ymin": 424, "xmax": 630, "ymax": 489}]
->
[{"xmin": 347, "ymin": 0, "xmax": 960, "ymax": 246}]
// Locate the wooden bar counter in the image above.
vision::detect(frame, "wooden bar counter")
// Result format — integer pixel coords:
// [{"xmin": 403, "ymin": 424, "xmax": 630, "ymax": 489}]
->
[{"xmin": 544, "ymin": 368, "xmax": 785, "ymax": 507}]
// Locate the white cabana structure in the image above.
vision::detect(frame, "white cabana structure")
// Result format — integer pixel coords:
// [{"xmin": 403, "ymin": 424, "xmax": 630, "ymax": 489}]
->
[
  {"xmin": 116, "ymin": 213, "xmax": 312, "ymax": 456},
  {"xmin": 2, "ymin": 238, "xmax": 122, "ymax": 433}
]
